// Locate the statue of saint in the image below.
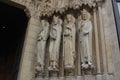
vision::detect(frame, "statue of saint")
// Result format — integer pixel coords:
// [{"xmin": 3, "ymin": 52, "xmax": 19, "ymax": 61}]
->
[
  {"xmin": 48, "ymin": 15, "xmax": 62, "ymax": 71},
  {"xmin": 79, "ymin": 9, "xmax": 93, "ymax": 70},
  {"xmin": 35, "ymin": 20, "xmax": 49, "ymax": 74},
  {"xmin": 63, "ymin": 14, "xmax": 76, "ymax": 69}
]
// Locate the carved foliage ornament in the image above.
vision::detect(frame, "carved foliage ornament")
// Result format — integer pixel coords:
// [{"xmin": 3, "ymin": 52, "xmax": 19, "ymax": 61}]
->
[{"xmin": 11, "ymin": 0, "xmax": 104, "ymax": 17}]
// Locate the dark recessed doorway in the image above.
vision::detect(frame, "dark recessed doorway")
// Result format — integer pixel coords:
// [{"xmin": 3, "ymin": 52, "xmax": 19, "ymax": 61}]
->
[{"xmin": 0, "ymin": 1, "xmax": 28, "ymax": 80}]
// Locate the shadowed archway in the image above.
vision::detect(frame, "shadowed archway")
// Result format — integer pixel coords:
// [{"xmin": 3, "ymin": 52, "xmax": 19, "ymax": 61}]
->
[{"xmin": 0, "ymin": 1, "xmax": 28, "ymax": 80}]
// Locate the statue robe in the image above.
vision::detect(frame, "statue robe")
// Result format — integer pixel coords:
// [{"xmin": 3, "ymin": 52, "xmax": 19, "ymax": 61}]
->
[
  {"xmin": 80, "ymin": 20, "xmax": 92, "ymax": 63},
  {"xmin": 37, "ymin": 25, "xmax": 49, "ymax": 67},
  {"xmin": 63, "ymin": 23, "xmax": 76, "ymax": 69},
  {"xmin": 49, "ymin": 24, "xmax": 62, "ymax": 67}
]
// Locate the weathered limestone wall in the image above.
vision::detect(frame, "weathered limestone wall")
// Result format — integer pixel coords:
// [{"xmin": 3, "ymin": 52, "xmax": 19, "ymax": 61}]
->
[{"xmin": 102, "ymin": 0, "xmax": 120, "ymax": 80}]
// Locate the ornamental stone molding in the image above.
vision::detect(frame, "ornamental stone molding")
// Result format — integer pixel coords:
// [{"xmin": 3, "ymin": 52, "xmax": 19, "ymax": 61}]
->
[{"xmin": 10, "ymin": 0, "xmax": 105, "ymax": 18}]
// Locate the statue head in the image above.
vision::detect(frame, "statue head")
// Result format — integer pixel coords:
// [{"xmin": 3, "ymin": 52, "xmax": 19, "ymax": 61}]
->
[
  {"xmin": 53, "ymin": 15, "xmax": 59, "ymax": 24},
  {"xmin": 81, "ymin": 9, "xmax": 91, "ymax": 20},
  {"xmin": 78, "ymin": 15, "xmax": 82, "ymax": 21},
  {"xmin": 53, "ymin": 15, "xmax": 62, "ymax": 25},
  {"xmin": 66, "ymin": 14, "xmax": 75, "ymax": 23},
  {"xmin": 41, "ymin": 20, "xmax": 49, "ymax": 27}
]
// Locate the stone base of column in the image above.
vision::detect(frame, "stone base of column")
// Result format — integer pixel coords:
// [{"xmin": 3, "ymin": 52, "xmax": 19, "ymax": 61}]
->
[
  {"xmin": 103, "ymin": 74, "xmax": 110, "ymax": 80},
  {"xmin": 44, "ymin": 77, "xmax": 49, "ymax": 80},
  {"xmin": 109, "ymin": 74, "xmax": 114, "ymax": 80},
  {"xmin": 96, "ymin": 74, "xmax": 102, "ymax": 80},
  {"xmin": 35, "ymin": 77, "xmax": 44, "ymax": 80},
  {"xmin": 50, "ymin": 77, "xmax": 59, "ymax": 80},
  {"xmin": 59, "ymin": 77, "xmax": 65, "ymax": 80},
  {"xmin": 66, "ymin": 76, "xmax": 76, "ymax": 80},
  {"xmin": 76, "ymin": 76, "xmax": 83, "ymax": 80},
  {"xmin": 84, "ymin": 75, "xmax": 95, "ymax": 80}
]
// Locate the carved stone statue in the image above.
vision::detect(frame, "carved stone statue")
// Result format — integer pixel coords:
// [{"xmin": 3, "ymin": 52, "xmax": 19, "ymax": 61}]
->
[
  {"xmin": 79, "ymin": 9, "xmax": 93, "ymax": 70},
  {"xmin": 63, "ymin": 14, "xmax": 76, "ymax": 69},
  {"xmin": 35, "ymin": 20, "xmax": 49, "ymax": 75},
  {"xmin": 48, "ymin": 15, "xmax": 62, "ymax": 71}
]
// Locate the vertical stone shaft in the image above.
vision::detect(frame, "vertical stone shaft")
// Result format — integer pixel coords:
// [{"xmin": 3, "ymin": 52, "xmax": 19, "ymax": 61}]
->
[
  {"xmin": 93, "ymin": 7, "xmax": 101, "ymax": 74},
  {"xmin": 98, "ymin": 3, "xmax": 108, "ymax": 74},
  {"xmin": 77, "ymin": 29, "xmax": 81, "ymax": 76},
  {"xmin": 59, "ymin": 33, "xmax": 64, "ymax": 77},
  {"xmin": 17, "ymin": 17, "xmax": 41, "ymax": 80}
]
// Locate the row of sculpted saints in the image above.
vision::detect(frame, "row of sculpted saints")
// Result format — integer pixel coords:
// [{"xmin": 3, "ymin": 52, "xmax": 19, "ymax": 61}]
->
[{"xmin": 35, "ymin": 9, "xmax": 93, "ymax": 75}]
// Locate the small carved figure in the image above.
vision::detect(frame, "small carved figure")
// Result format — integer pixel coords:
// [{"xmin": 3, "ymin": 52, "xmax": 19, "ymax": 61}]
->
[
  {"xmin": 63, "ymin": 14, "xmax": 76, "ymax": 69},
  {"xmin": 48, "ymin": 15, "xmax": 62, "ymax": 71},
  {"xmin": 35, "ymin": 20, "xmax": 49, "ymax": 75},
  {"xmin": 79, "ymin": 9, "xmax": 94, "ymax": 70}
]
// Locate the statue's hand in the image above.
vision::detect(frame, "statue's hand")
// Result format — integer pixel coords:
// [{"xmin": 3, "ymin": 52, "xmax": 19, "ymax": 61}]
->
[
  {"xmin": 38, "ymin": 36, "xmax": 42, "ymax": 41},
  {"xmin": 50, "ymin": 29, "xmax": 57, "ymax": 39},
  {"xmin": 64, "ymin": 30, "xmax": 70, "ymax": 36},
  {"xmin": 50, "ymin": 33, "xmax": 57, "ymax": 40}
]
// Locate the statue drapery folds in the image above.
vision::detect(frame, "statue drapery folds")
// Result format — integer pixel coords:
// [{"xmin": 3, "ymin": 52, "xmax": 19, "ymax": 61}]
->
[
  {"xmin": 36, "ymin": 20, "xmax": 49, "ymax": 75},
  {"xmin": 48, "ymin": 15, "xmax": 63, "ymax": 71},
  {"xmin": 63, "ymin": 14, "xmax": 76, "ymax": 69},
  {"xmin": 79, "ymin": 9, "xmax": 94, "ymax": 70}
]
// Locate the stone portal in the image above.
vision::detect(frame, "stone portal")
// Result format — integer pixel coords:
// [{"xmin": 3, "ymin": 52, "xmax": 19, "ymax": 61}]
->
[{"xmin": 0, "ymin": 1, "xmax": 28, "ymax": 80}]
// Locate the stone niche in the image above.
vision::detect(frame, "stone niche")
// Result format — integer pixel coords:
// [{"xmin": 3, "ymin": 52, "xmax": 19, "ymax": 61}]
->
[{"xmin": 8, "ymin": 0, "xmax": 120, "ymax": 80}]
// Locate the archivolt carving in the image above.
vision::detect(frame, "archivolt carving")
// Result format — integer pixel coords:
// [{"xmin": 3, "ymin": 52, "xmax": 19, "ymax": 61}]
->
[{"xmin": 11, "ymin": 0, "xmax": 104, "ymax": 18}]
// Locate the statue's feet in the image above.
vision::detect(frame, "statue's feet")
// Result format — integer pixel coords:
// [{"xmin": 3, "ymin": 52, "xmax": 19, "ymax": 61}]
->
[
  {"xmin": 48, "ymin": 66, "xmax": 53, "ymax": 71},
  {"xmin": 81, "ymin": 63, "xmax": 89, "ymax": 69},
  {"xmin": 81, "ymin": 61, "xmax": 94, "ymax": 70},
  {"xmin": 35, "ymin": 66, "xmax": 44, "ymax": 76},
  {"xmin": 35, "ymin": 66, "xmax": 41, "ymax": 72},
  {"xmin": 88, "ymin": 62, "xmax": 94, "ymax": 69}
]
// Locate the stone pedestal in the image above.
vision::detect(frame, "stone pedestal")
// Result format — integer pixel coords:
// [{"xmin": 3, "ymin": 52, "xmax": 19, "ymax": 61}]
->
[
  {"xmin": 76, "ymin": 76, "xmax": 83, "ymax": 80},
  {"xmin": 50, "ymin": 77, "xmax": 59, "ymax": 80},
  {"xmin": 49, "ymin": 70, "xmax": 58, "ymax": 77},
  {"xmin": 84, "ymin": 75, "xmax": 95, "ymax": 80},
  {"xmin": 109, "ymin": 75, "xmax": 114, "ymax": 80},
  {"xmin": 35, "ymin": 77, "xmax": 44, "ymax": 80},
  {"xmin": 96, "ymin": 75, "xmax": 102, "ymax": 80},
  {"xmin": 44, "ymin": 77, "xmax": 49, "ymax": 80},
  {"xmin": 66, "ymin": 76, "xmax": 75, "ymax": 80},
  {"xmin": 103, "ymin": 74, "xmax": 110, "ymax": 80},
  {"xmin": 59, "ymin": 77, "xmax": 65, "ymax": 80}
]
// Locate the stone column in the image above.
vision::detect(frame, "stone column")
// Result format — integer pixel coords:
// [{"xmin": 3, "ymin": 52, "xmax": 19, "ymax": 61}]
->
[
  {"xmin": 93, "ymin": 7, "xmax": 102, "ymax": 80},
  {"xmin": 17, "ymin": 17, "xmax": 41, "ymax": 80},
  {"xmin": 97, "ymin": 2, "xmax": 109, "ymax": 80}
]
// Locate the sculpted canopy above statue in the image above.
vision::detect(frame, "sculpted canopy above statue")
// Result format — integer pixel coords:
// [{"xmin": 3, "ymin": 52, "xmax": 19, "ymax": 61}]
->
[{"xmin": 11, "ymin": 0, "xmax": 104, "ymax": 17}]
